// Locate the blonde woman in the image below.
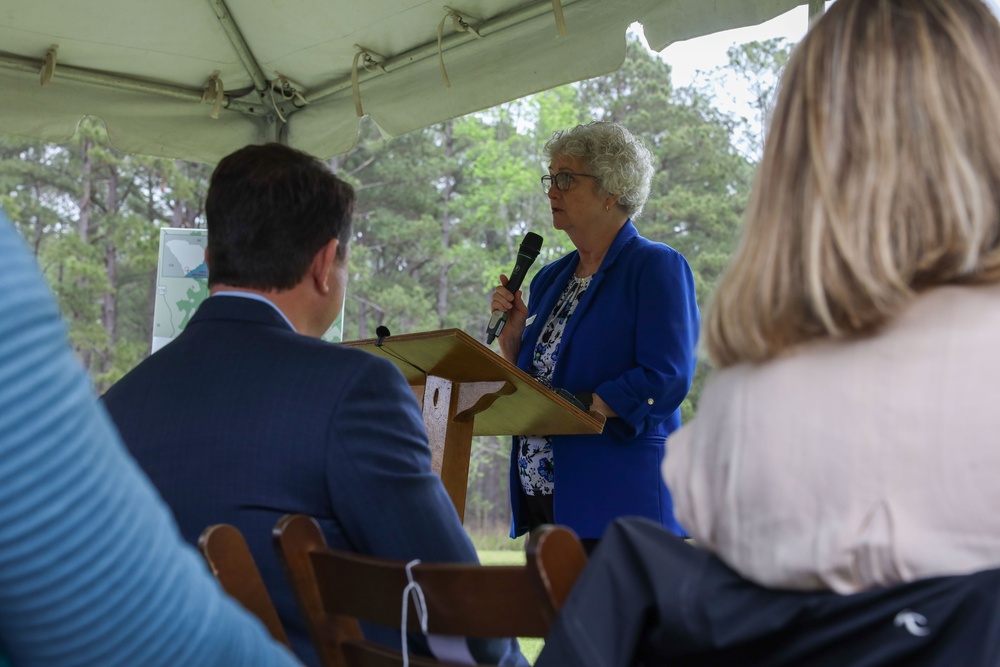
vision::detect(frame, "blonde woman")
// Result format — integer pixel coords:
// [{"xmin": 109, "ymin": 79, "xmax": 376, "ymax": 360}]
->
[{"xmin": 665, "ymin": 0, "xmax": 1000, "ymax": 594}]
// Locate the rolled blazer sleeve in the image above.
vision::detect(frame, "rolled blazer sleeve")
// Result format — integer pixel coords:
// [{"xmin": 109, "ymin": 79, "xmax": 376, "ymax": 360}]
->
[{"xmin": 595, "ymin": 246, "xmax": 700, "ymax": 441}]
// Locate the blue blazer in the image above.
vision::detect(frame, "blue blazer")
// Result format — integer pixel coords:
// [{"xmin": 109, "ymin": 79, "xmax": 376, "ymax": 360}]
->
[
  {"xmin": 510, "ymin": 221, "xmax": 700, "ymax": 539},
  {"xmin": 103, "ymin": 296, "xmax": 523, "ymax": 667}
]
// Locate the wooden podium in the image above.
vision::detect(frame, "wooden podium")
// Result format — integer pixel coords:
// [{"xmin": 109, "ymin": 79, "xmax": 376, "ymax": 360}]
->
[{"xmin": 342, "ymin": 328, "xmax": 605, "ymax": 521}]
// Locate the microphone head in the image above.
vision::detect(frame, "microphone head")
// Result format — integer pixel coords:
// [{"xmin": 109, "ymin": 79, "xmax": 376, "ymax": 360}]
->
[
  {"xmin": 518, "ymin": 232, "xmax": 543, "ymax": 259},
  {"xmin": 375, "ymin": 325, "xmax": 391, "ymax": 339}
]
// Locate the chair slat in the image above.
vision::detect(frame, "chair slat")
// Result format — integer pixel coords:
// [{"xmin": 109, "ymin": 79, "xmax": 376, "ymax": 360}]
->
[
  {"xmin": 198, "ymin": 523, "xmax": 291, "ymax": 648},
  {"xmin": 273, "ymin": 514, "xmax": 586, "ymax": 667}
]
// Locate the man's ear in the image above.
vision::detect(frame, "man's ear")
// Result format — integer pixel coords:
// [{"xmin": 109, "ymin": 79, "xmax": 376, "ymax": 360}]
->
[{"xmin": 310, "ymin": 238, "xmax": 340, "ymax": 294}]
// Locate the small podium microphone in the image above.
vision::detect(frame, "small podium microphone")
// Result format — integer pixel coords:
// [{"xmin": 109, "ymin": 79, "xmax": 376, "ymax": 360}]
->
[
  {"xmin": 487, "ymin": 232, "xmax": 543, "ymax": 344},
  {"xmin": 375, "ymin": 325, "xmax": 390, "ymax": 347},
  {"xmin": 373, "ymin": 324, "xmax": 428, "ymax": 375}
]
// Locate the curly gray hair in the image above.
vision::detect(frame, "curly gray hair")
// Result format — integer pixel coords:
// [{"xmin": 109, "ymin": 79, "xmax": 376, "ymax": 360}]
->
[{"xmin": 543, "ymin": 121, "xmax": 655, "ymax": 219}]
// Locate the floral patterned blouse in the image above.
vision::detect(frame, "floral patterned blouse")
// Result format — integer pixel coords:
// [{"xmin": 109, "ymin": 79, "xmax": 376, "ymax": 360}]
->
[{"xmin": 517, "ymin": 274, "xmax": 592, "ymax": 496}]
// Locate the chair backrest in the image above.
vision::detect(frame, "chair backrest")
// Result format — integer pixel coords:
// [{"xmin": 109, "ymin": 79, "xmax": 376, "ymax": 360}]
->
[
  {"xmin": 272, "ymin": 514, "xmax": 586, "ymax": 667},
  {"xmin": 198, "ymin": 523, "xmax": 291, "ymax": 648}
]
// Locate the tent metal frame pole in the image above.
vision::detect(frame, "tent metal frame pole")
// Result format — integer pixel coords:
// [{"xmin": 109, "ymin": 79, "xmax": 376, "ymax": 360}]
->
[
  {"xmin": 0, "ymin": 55, "xmax": 297, "ymax": 143},
  {"xmin": 0, "ymin": 0, "xmax": 588, "ymax": 134},
  {"xmin": 206, "ymin": 0, "xmax": 270, "ymax": 94},
  {"xmin": 0, "ymin": 53, "xmax": 296, "ymax": 118},
  {"xmin": 0, "ymin": 53, "xmax": 204, "ymax": 103},
  {"xmin": 206, "ymin": 0, "xmax": 292, "ymax": 143},
  {"xmin": 265, "ymin": 114, "xmax": 288, "ymax": 144}
]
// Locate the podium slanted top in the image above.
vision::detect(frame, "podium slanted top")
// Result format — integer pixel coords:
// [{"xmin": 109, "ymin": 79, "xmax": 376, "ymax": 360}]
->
[{"xmin": 343, "ymin": 328, "xmax": 604, "ymax": 437}]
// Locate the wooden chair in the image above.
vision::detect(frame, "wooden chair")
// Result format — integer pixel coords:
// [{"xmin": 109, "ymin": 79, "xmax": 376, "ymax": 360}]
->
[
  {"xmin": 272, "ymin": 514, "xmax": 587, "ymax": 667},
  {"xmin": 198, "ymin": 523, "xmax": 291, "ymax": 648}
]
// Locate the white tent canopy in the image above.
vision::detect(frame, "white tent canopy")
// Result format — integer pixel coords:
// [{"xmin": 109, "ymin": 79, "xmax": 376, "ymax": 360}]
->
[{"xmin": 1, "ymin": 0, "xmax": 806, "ymax": 163}]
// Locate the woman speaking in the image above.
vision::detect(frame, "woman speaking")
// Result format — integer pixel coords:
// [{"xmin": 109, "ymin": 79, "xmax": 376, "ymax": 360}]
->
[{"xmin": 490, "ymin": 121, "xmax": 700, "ymax": 553}]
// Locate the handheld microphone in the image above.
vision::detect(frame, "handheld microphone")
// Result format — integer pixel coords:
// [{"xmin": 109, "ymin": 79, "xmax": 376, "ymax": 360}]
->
[{"xmin": 487, "ymin": 232, "xmax": 543, "ymax": 344}]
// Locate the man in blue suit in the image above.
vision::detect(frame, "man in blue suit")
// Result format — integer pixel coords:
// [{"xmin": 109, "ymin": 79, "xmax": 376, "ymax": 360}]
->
[{"xmin": 102, "ymin": 143, "xmax": 524, "ymax": 667}]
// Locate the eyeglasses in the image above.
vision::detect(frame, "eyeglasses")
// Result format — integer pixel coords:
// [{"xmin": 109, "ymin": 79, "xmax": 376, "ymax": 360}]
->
[{"xmin": 541, "ymin": 172, "xmax": 597, "ymax": 194}]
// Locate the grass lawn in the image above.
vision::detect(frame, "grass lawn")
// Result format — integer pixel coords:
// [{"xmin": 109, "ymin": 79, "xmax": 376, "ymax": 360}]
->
[
  {"xmin": 516, "ymin": 637, "xmax": 544, "ymax": 664},
  {"xmin": 476, "ymin": 550, "xmax": 526, "ymax": 565},
  {"xmin": 476, "ymin": 549, "xmax": 543, "ymax": 663}
]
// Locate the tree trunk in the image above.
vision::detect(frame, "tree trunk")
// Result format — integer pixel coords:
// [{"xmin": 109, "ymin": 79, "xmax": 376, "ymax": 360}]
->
[
  {"xmin": 76, "ymin": 138, "xmax": 94, "ymax": 370},
  {"xmin": 100, "ymin": 168, "xmax": 120, "ymax": 377},
  {"xmin": 31, "ymin": 180, "xmax": 45, "ymax": 256},
  {"xmin": 78, "ymin": 139, "xmax": 92, "ymax": 242},
  {"xmin": 437, "ymin": 121, "xmax": 455, "ymax": 328}
]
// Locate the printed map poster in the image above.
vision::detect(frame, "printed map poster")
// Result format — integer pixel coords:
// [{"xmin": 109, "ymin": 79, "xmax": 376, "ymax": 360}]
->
[
  {"xmin": 152, "ymin": 228, "xmax": 209, "ymax": 353},
  {"xmin": 151, "ymin": 227, "xmax": 344, "ymax": 354}
]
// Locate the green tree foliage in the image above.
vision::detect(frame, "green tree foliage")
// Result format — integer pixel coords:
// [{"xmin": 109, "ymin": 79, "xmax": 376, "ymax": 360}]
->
[
  {"xmin": 0, "ymin": 121, "xmax": 211, "ymax": 390},
  {"xmin": 701, "ymin": 37, "xmax": 792, "ymax": 159},
  {"xmin": 0, "ymin": 37, "xmax": 792, "ymax": 530}
]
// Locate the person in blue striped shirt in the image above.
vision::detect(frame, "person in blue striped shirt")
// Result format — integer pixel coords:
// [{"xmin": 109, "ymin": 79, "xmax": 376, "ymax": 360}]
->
[{"xmin": 0, "ymin": 208, "xmax": 301, "ymax": 667}]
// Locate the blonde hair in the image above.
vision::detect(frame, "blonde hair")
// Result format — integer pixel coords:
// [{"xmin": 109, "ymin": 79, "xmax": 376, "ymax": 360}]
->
[{"xmin": 705, "ymin": 0, "xmax": 1000, "ymax": 367}]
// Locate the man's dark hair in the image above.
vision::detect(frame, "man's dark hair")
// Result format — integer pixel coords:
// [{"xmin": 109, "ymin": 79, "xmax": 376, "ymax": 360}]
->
[{"xmin": 205, "ymin": 143, "xmax": 354, "ymax": 290}]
